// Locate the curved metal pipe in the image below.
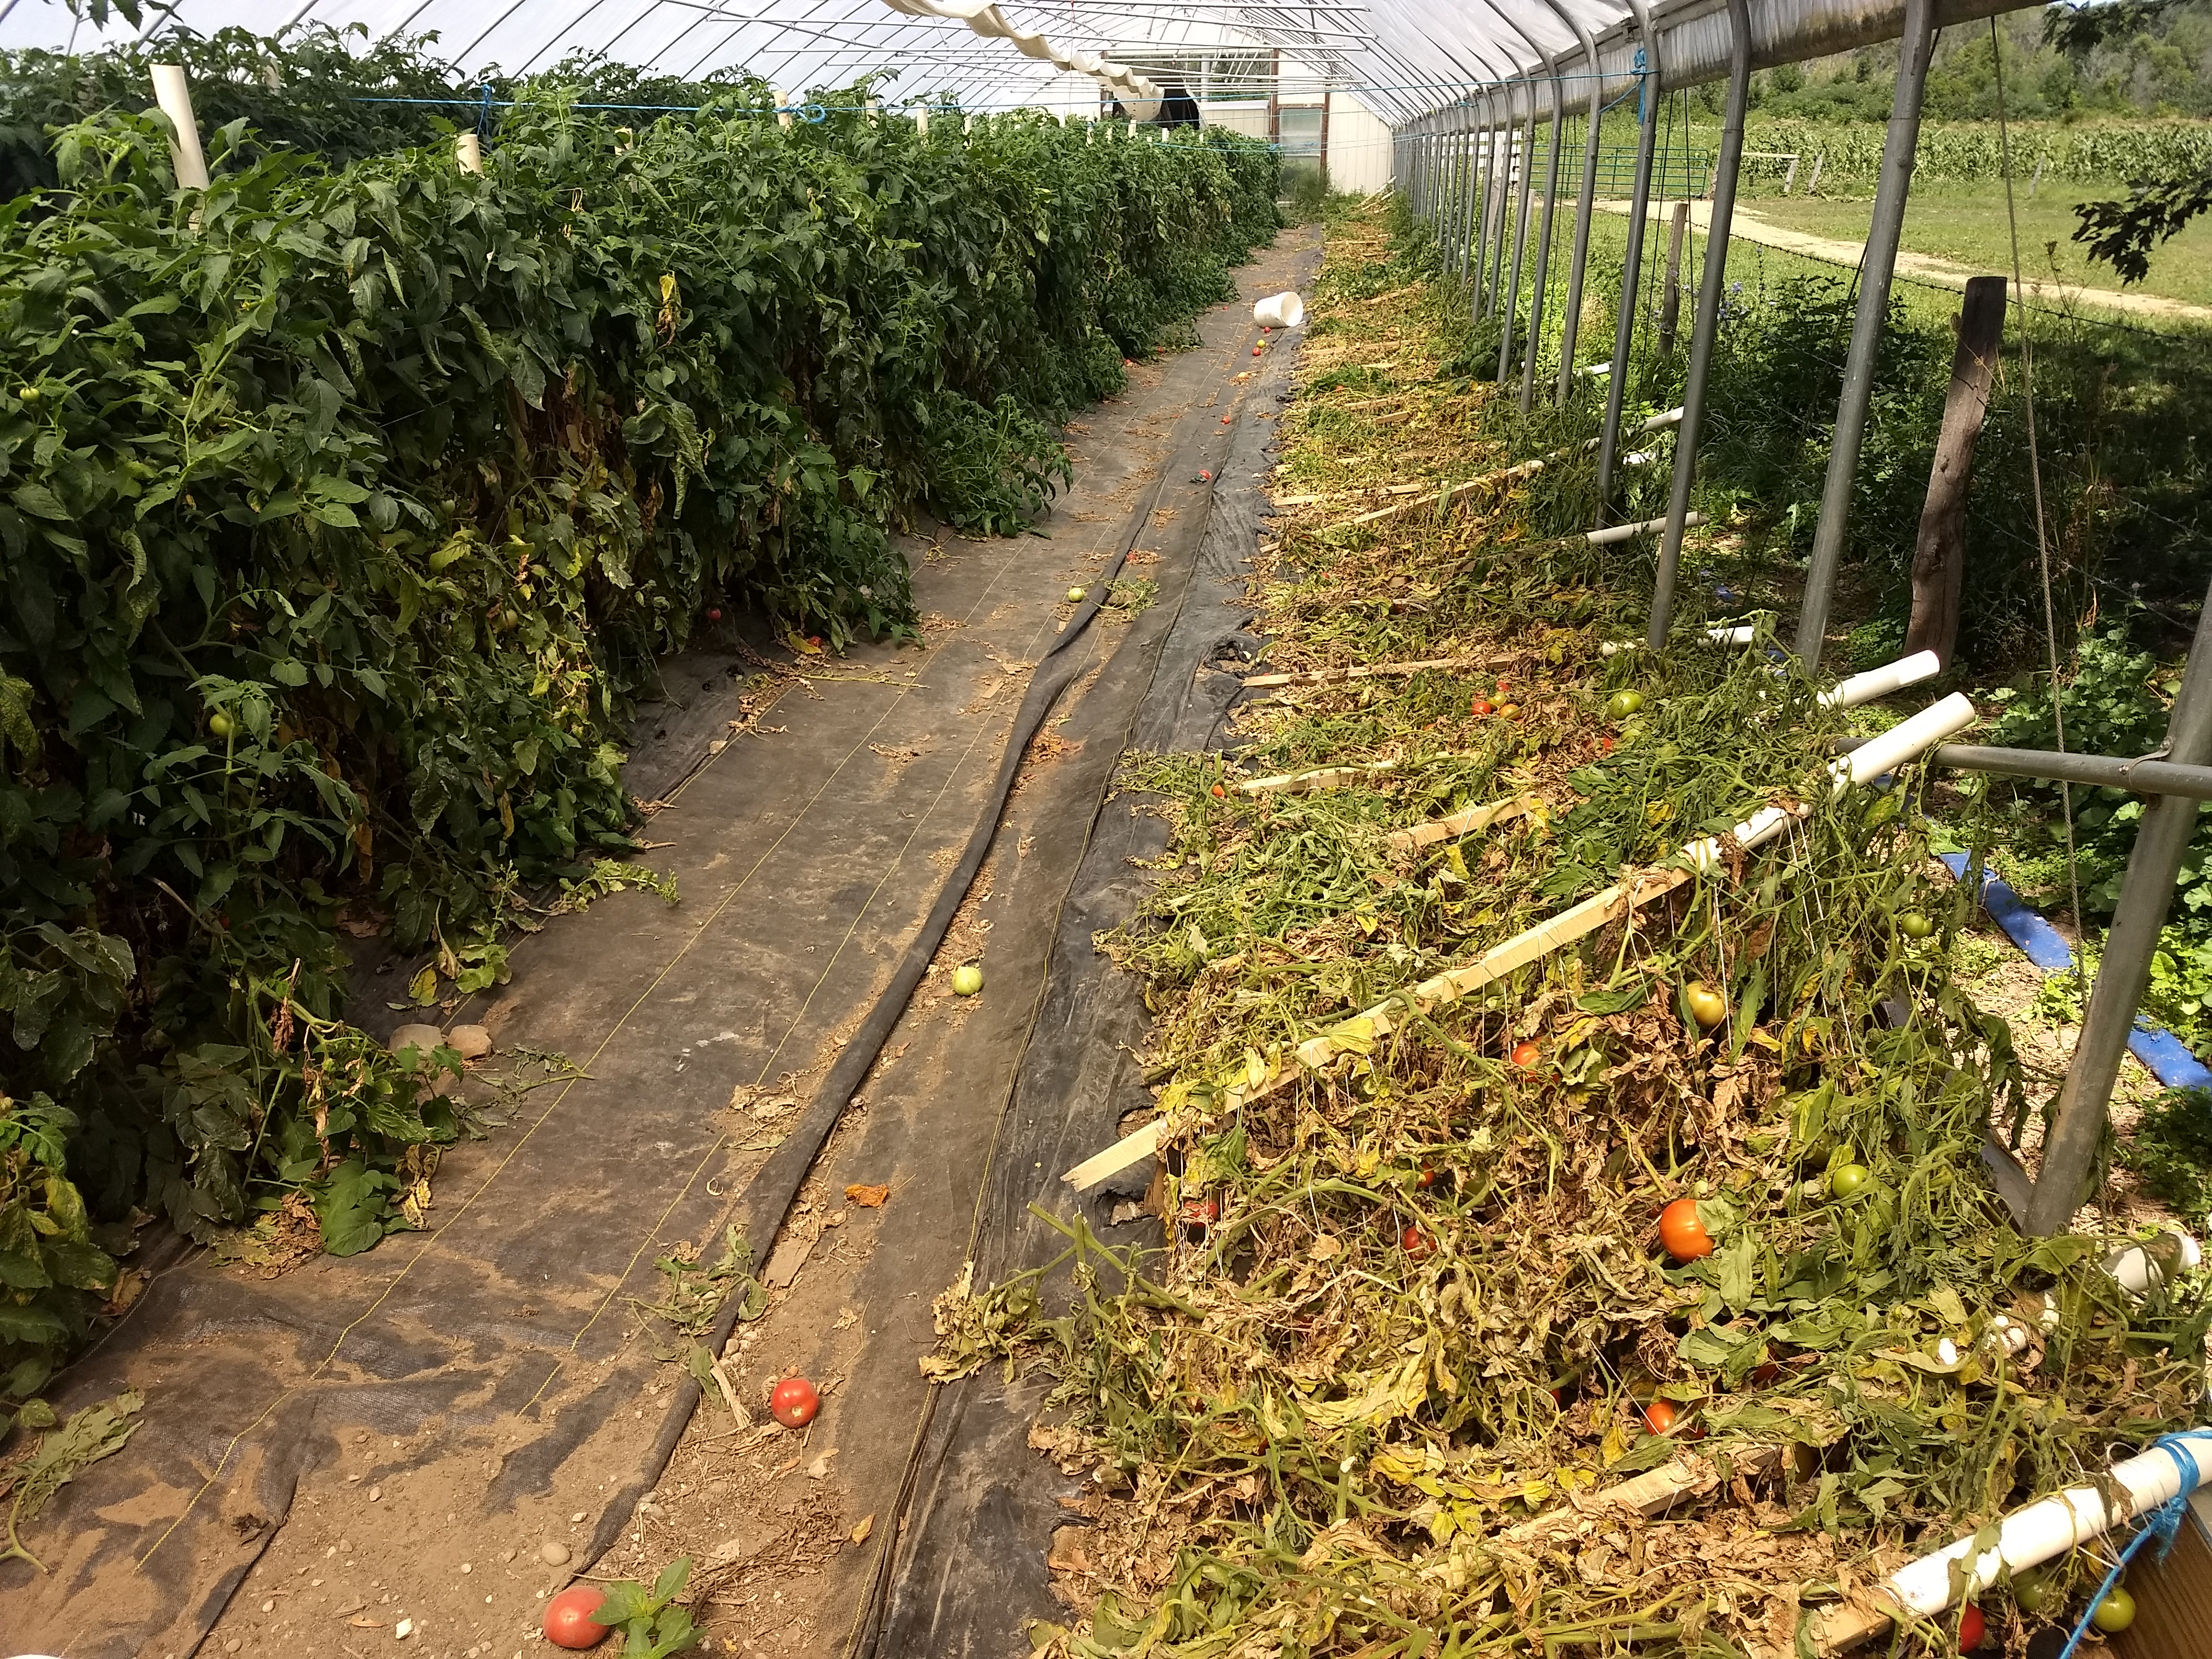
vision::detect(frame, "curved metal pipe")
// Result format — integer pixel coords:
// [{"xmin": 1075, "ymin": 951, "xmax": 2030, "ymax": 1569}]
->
[
  {"xmin": 1647, "ymin": 0, "xmax": 1752, "ymax": 648},
  {"xmin": 1551, "ymin": 7, "xmax": 1606, "ymax": 403},
  {"xmin": 1594, "ymin": 0, "xmax": 1663, "ymax": 512},
  {"xmin": 1516, "ymin": 59, "xmax": 1566, "ymax": 414},
  {"xmin": 1795, "ymin": 0, "xmax": 1937, "ymax": 669}
]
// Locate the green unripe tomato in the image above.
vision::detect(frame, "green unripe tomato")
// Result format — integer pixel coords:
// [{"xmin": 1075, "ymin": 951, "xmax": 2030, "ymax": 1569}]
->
[
  {"xmin": 1066, "ymin": 586, "xmax": 1087, "ymax": 603},
  {"xmin": 1606, "ymin": 690, "xmax": 1645, "ymax": 720},
  {"xmin": 1828, "ymin": 1163, "xmax": 1871, "ymax": 1199},
  {"xmin": 1898, "ymin": 911, "xmax": 1934, "ymax": 940},
  {"xmin": 16, "ymin": 384, "xmax": 40, "ymax": 403},
  {"xmin": 2010, "ymin": 1567, "xmax": 2054, "ymax": 1615},
  {"xmin": 208, "ymin": 711, "xmax": 235, "ymax": 740},
  {"xmin": 2090, "ymin": 1588, "xmax": 2135, "ymax": 1633},
  {"xmin": 951, "ymin": 963, "xmax": 984, "ymax": 996}
]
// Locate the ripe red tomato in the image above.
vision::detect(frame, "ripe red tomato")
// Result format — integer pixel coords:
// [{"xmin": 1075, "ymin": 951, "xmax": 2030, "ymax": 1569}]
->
[
  {"xmin": 1400, "ymin": 1224, "xmax": 1436, "ymax": 1261},
  {"xmin": 1416, "ymin": 1167, "xmax": 1436, "ymax": 1189},
  {"xmin": 1509, "ymin": 1040, "xmax": 1541, "ymax": 1069},
  {"xmin": 1657, "ymin": 1198, "xmax": 1713, "ymax": 1262},
  {"xmin": 708, "ymin": 607, "xmax": 723, "ymax": 622},
  {"xmin": 1639, "ymin": 1399, "xmax": 1678, "ymax": 1435},
  {"xmin": 544, "ymin": 1585, "xmax": 611, "ymax": 1650},
  {"xmin": 770, "ymin": 1376, "xmax": 820, "ymax": 1428},
  {"xmin": 1178, "ymin": 1196, "xmax": 1220, "ymax": 1224},
  {"xmin": 1471, "ymin": 699, "xmax": 1495, "ymax": 716},
  {"xmin": 1957, "ymin": 1604, "xmax": 1985, "ymax": 1651}
]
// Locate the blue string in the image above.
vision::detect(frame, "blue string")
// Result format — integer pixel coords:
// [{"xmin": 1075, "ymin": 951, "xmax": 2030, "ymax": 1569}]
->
[{"xmin": 2052, "ymin": 1430, "xmax": 2211, "ymax": 1658}]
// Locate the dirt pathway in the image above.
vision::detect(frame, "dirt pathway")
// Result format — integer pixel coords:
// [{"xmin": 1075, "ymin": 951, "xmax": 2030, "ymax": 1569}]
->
[{"xmin": 1599, "ymin": 196, "xmax": 2212, "ymax": 329}]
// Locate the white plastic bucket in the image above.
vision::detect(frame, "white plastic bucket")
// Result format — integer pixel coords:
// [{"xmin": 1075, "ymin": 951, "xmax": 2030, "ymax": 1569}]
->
[{"xmin": 1252, "ymin": 291, "xmax": 1305, "ymax": 330}]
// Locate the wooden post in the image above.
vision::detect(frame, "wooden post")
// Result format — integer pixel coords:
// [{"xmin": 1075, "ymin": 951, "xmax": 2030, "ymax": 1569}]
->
[
  {"xmin": 1903, "ymin": 275, "xmax": 2007, "ymax": 668},
  {"xmin": 1319, "ymin": 88, "xmax": 1331, "ymax": 188},
  {"xmin": 1657, "ymin": 200, "xmax": 1690, "ymax": 355},
  {"xmin": 1807, "ymin": 151, "xmax": 1825, "ymax": 194},
  {"xmin": 1267, "ymin": 47, "xmax": 1280, "ymax": 150}
]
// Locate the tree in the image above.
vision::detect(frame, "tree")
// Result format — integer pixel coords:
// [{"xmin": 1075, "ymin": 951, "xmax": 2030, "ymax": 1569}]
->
[{"xmin": 2049, "ymin": 0, "xmax": 2212, "ymax": 280}]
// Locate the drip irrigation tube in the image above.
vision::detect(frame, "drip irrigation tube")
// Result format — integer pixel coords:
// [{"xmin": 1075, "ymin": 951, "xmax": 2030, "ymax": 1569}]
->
[{"xmin": 567, "ymin": 377, "xmax": 1234, "ymax": 1587}]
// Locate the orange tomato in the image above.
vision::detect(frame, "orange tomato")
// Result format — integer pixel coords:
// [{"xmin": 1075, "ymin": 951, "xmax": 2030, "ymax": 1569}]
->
[
  {"xmin": 1509, "ymin": 1040, "xmax": 1541, "ymax": 1069},
  {"xmin": 1639, "ymin": 1399, "xmax": 1679, "ymax": 1435},
  {"xmin": 1657, "ymin": 1198, "xmax": 1713, "ymax": 1261}
]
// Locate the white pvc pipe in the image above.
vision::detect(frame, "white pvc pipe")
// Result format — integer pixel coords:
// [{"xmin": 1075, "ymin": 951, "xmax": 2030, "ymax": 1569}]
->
[
  {"xmin": 1817, "ymin": 648, "xmax": 1941, "ymax": 709},
  {"xmin": 1586, "ymin": 510, "xmax": 1704, "ymax": 548},
  {"xmin": 455, "ymin": 132, "xmax": 483, "ymax": 174},
  {"xmin": 1679, "ymin": 692, "xmax": 1976, "ymax": 872},
  {"xmin": 150, "ymin": 65, "xmax": 209, "ymax": 190},
  {"xmin": 1829, "ymin": 1429, "xmax": 2212, "ymax": 1634},
  {"xmin": 1635, "ymin": 405, "xmax": 1685, "ymax": 435},
  {"xmin": 1829, "ymin": 691, "xmax": 1976, "ymax": 792}
]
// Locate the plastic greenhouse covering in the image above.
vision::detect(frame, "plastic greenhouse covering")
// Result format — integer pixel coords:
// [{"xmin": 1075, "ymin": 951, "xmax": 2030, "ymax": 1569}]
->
[{"xmin": 0, "ymin": 0, "xmax": 2022, "ymax": 129}]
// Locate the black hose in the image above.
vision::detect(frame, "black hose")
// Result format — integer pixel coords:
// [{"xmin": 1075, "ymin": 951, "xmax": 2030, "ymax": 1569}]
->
[{"xmin": 573, "ymin": 376, "xmax": 1233, "ymax": 1585}]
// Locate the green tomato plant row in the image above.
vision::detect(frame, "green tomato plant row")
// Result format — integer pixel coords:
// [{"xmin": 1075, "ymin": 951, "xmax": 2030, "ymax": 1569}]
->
[{"xmin": 0, "ymin": 69, "xmax": 1277, "ymax": 1407}]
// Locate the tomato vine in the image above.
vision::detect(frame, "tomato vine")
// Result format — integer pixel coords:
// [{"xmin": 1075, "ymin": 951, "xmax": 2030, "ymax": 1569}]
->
[{"xmin": 0, "ymin": 47, "xmax": 1278, "ymax": 1392}]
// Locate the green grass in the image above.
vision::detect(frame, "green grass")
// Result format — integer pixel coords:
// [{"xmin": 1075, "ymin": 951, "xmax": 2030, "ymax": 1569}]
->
[{"xmin": 1742, "ymin": 179, "xmax": 2212, "ymax": 312}]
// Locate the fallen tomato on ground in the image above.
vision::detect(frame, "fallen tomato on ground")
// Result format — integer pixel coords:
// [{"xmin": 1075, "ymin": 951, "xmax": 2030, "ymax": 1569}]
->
[
  {"xmin": 770, "ymin": 1376, "xmax": 820, "ymax": 1428},
  {"xmin": 544, "ymin": 1585, "xmax": 612, "ymax": 1650}
]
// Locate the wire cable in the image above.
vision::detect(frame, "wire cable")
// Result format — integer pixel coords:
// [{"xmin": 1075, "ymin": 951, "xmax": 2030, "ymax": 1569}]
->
[{"xmin": 1991, "ymin": 16, "xmax": 2085, "ymax": 945}]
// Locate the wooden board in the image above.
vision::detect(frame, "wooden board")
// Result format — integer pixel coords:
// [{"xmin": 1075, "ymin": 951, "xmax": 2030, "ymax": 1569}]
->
[{"xmin": 2111, "ymin": 1492, "xmax": 2212, "ymax": 1659}]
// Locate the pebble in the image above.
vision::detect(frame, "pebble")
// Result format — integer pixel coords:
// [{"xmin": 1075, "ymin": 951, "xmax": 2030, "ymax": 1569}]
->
[
  {"xmin": 368, "ymin": 1485, "xmax": 383, "ymax": 1502},
  {"xmin": 539, "ymin": 1541, "xmax": 571, "ymax": 1566},
  {"xmin": 499, "ymin": 1548, "xmax": 516, "ymax": 1564},
  {"xmin": 387, "ymin": 1023, "xmax": 443, "ymax": 1058},
  {"xmin": 225, "ymin": 1641, "xmax": 242, "ymax": 1654},
  {"xmin": 447, "ymin": 1024, "xmax": 493, "ymax": 1059},
  {"xmin": 262, "ymin": 1599, "xmax": 275, "ymax": 1612},
  {"xmin": 460, "ymin": 1561, "xmax": 472, "ymax": 1573},
  {"xmin": 569, "ymin": 1511, "xmax": 586, "ymax": 1523}
]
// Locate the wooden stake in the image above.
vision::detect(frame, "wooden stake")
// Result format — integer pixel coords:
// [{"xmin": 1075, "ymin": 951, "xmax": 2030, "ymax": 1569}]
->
[
  {"xmin": 1658, "ymin": 201, "xmax": 1690, "ymax": 356},
  {"xmin": 1223, "ymin": 864, "xmax": 1696, "ymax": 1109},
  {"xmin": 1903, "ymin": 275, "xmax": 2006, "ymax": 670},
  {"xmin": 1503, "ymin": 1445, "xmax": 1784, "ymax": 1545},
  {"xmin": 1240, "ymin": 653, "xmax": 1505, "ymax": 690},
  {"xmin": 1386, "ymin": 793, "xmax": 1542, "ymax": 853},
  {"xmin": 1237, "ymin": 760, "xmax": 1401, "ymax": 798}
]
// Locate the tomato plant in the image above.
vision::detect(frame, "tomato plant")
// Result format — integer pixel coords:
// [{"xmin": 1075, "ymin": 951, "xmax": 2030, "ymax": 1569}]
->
[{"xmin": 0, "ymin": 43, "xmax": 1279, "ymax": 1384}]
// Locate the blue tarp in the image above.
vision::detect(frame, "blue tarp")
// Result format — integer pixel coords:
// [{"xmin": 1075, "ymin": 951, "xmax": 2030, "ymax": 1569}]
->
[{"xmin": 1938, "ymin": 851, "xmax": 2212, "ymax": 1092}]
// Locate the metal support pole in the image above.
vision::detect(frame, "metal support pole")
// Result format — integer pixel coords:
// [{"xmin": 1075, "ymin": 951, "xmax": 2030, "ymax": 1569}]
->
[
  {"xmin": 1490, "ymin": 117, "xmax": 1514, "ymax": 319},
  {"xmin": 1470, "ymin": 117, "xmax": 1491, "ymax": 312},
  {"xmin": 2027, "ymin": 576, "xmax": 2212, "ymax": 1235},
  {"xmin": 1646, "ymin": 0, "xmax": 1752, "ymax": 649},
  {"xmin": 1554, "ymin": 49, "xmax": 1607, "ymax": 402},
  {"xmin": 1794, "ymin": 0, "xmax": 1936, "ymax": 672},
  {"xmin": 1519, "ymin": 73, "xmax": 1567, "ymax": 415},
  {"xmin": 1496, "ymin": 87, "xmax": 1539, "ymax": 385},
  {"xmin": 1595, "ymin": 11, "xmax": 1662, "ymax": 514}
]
